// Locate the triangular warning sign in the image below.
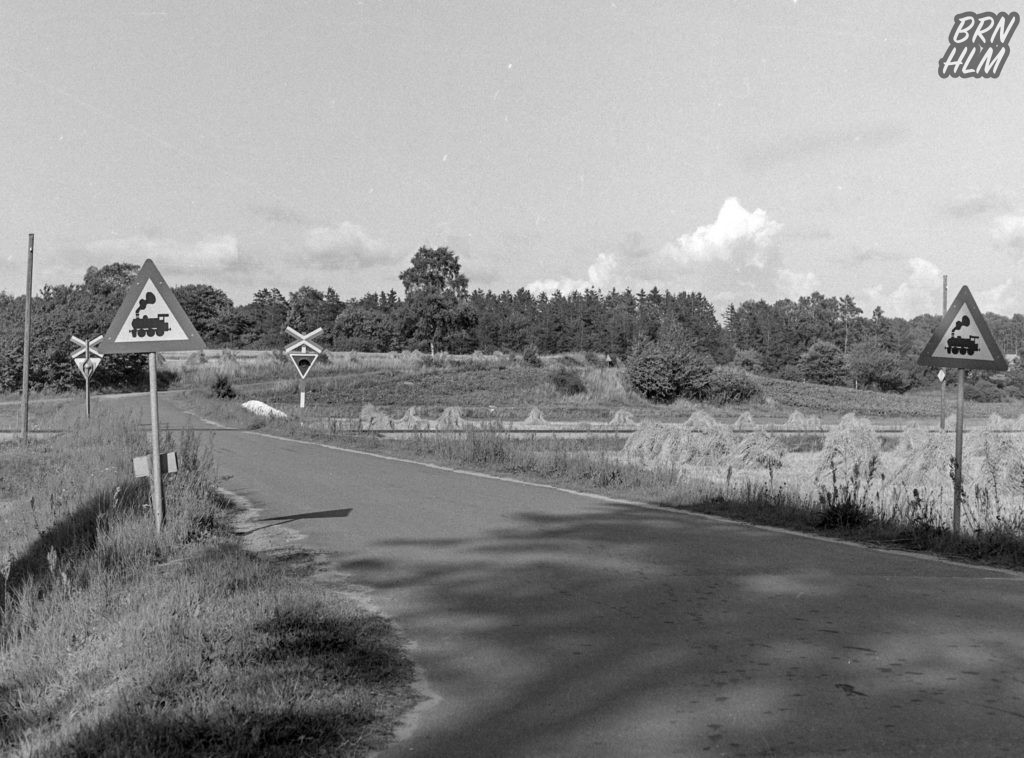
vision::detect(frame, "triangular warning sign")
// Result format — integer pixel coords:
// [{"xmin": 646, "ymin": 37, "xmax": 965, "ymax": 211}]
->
[
  {"xmin": 74, "ymin": 355, "xmax": 101, "ymax": 379},
  {"xmin": 918, "ymin": 285, "xmax": 1007, "ymax": 370},
  {"xmin": 100, "ymin": 259, "xmax": 206, "ymax": 354},
  {"xmin": 288, "ymin": 350, "xmax": 319, "ymax": 379}
]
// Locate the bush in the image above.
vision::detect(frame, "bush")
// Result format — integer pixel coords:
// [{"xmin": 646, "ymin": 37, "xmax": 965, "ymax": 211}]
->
[
  {"xmin": 210, "ymin": 373, "xmax": 236, "ymax": 399},
  {"xmin": 550, "ymin": 367, "xmax": 586, "ymax": 395},
  {"xmin": 522, "ymin": 345, "xmax": 542, "ymax": 367},
  {"xmin": 155, "ymin": 368, "xmax": 179, "ymax": 390},
  {"xmin": 798, "ymin": 340, "xmax": 846, "ymax": 386},
  {"xmin": 625, "ymin": 343, "xmax": 681, "ymax": 403},
  {"xmin": 702, "ymin": 366, "xmax": 759, "ymax": 404},
  {"xmin": 624, "ymin": 341, "xmax": 714, "ymax": 403},
  {"xmin": 732, "ymin": 349, "xmax": 763, "ymax": 373},
  {"xmin": 965, "ymin": 378, "xmax": 1002, "ymax": 402}
]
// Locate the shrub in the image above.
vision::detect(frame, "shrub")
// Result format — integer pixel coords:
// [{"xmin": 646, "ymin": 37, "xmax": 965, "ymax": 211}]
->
[
  {"xmin": 798, "ymin": 340, "xmax": 846, "ymax": 386},
  {"xmin": 210, "ymin": 373, "xmax": 236, "ymax": 399},
  {"xmin": 732, "ymin": 349, "xmax": 763, "ymax": 373},
  {"xmin": 550, "ymin": 367, "xmax": 586, "ymax": 395},
  {"xmin": 675, "ymin": 354, "xmax": 716, "ymax": 399},
  {"xmin": 155, "ymin": 368, "xmax": 179, "ymax": 390},
  {"xmin": 703, "ymin": 366, "xmax": 759, "ymax": 404},
  {"xmin": 965, "ymin": 378, "xmax": 1002, "ymax": 402},
  {"xmin": 624, "ymin": 341, "xmax": 714, "ymax": 403}
]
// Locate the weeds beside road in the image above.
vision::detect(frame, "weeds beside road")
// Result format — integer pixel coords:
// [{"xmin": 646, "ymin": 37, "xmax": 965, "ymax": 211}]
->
[{"xmin": 0, "ymin": 402, "xmax": 416, "ymax": 757}]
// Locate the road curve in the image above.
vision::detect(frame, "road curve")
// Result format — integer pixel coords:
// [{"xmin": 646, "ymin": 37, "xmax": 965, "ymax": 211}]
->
[{"xmin": 117, "ymin": 394, "xmax": 1024, "ymax": 757}]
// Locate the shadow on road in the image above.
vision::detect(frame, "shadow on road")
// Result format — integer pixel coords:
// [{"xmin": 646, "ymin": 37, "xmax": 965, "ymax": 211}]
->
[
  {"xmin": 240, "ymin": 507, "xmax": 353, "ymax": 534},
  {"xmin": 329, "ymin": 504, "xmax": 1024, "ymax": 757}
]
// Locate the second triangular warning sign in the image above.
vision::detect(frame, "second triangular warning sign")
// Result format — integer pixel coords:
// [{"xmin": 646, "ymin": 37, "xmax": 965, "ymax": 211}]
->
[
  {"xmin": 100, "ymin": 259, "xmax": 206, "ymax": 354},
  {"xmin": 918, "ymin": 285, "xmax": 1007, "ymax": 370}
]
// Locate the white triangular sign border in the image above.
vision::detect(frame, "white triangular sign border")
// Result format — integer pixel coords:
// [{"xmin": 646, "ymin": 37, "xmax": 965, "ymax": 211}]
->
[
  {"xmin": 288, "ymin": 351, "xmax": 319, "ymax": 379},
  {"xmin": 100, "ymin": 259, "xmax": 206, "ymax": 354},
  {"xmin": 917, "ymin": 285, "xmax": 1007, "ymax": 370}
]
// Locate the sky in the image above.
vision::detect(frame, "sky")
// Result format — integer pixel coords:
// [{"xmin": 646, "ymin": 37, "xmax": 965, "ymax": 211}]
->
[{"xmin": 1, "ymin": 1, "xmax": 1023, "ymax": 320}]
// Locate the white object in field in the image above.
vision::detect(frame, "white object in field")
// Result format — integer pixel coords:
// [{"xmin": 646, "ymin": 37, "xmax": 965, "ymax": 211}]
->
[{"xmin": 242, "ymin": 400, "xmax": 288, "ymax": 419}]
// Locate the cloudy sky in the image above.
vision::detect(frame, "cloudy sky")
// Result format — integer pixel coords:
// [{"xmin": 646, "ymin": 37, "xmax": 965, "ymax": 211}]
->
[{"xmin": 1, "ymin": 1, "xmax": 1022, "ymax": 318}]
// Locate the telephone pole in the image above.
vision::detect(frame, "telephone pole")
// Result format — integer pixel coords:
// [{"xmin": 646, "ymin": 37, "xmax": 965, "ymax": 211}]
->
[{"xmin": 20, "ymin": 234, "xmax": 34, "ymax": 445}]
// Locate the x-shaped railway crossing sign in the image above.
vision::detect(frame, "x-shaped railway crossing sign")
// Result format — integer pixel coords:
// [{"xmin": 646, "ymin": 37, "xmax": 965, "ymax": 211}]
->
[
  {"xmin": 284, "ymin": 326, "xmax": 324, "ymax": 379},
  {"xmin": 70, "ymin": 335, "xmax": 104, "ymax": 379}
]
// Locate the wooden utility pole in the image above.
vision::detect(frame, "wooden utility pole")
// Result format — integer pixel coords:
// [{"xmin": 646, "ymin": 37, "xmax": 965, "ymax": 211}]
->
[{"xmin": 20, "ymin": 234, "xmax": 34, "ymax": 445}]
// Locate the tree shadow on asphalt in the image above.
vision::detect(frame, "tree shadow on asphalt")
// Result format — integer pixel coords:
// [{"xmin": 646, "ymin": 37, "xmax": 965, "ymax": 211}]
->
[{"xmin": 332, "ymin": 503, "xmax": 1024, "ymax": 757}]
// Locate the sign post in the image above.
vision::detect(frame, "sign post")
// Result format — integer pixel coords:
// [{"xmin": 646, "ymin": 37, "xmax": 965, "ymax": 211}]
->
[
  {"xmin": 70, "ymin": 335, "xmax": 103, "ymax": 418},
  {"xmin": 284, "ymin": 326, "xmax": 324, "ymax": 409},
  {"xmin": 99, "ymin": 259, "xmax": 205, "ymax": 532},
  {"xmin": 918, "ymin": 285, "xmax": 1006, "ymax": 534},
  {"xmin": 940, "ymin": 275, "xmax": 948, "ymax": 430}
]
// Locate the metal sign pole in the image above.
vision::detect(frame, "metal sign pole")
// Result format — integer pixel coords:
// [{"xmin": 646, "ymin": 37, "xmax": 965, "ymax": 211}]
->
[
  {"xmin": 952, "ymin": 368, "xmax": 965, "ymax": 535},
  {"xmin": 85, "ymin": 370, "xmax": 91, "ymax": 418},
  {"xmin": 300, "ymin": 376, "xmax": 306, "ymax": 409},
  {"xmin": 940, "ymin": 275, "xmax": 948, "ymax": 431},
  {"xmin": 148, "ymin": 352, "xmax": 164, "ymax": 532}
]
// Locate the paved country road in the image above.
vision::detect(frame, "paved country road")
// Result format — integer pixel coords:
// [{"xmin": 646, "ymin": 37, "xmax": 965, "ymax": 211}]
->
[{"xmin": 119, "ymin": 394, "xmax": 1024, "ymax": 757}]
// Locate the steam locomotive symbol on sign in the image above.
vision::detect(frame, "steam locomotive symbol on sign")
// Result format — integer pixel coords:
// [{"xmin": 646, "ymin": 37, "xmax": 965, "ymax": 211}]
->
[
  {"xmin": 130, "ymin": 292, "xmax": 171, "ymax": 338},
  {"xmin": 945, "ymin": 315, "xmax": 979, "ymax": 355}
]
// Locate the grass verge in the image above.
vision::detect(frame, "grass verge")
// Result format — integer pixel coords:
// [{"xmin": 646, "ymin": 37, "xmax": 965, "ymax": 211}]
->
[{"xmin": 1, "ymin": 406, "xmax": 416, "ymax": 757}]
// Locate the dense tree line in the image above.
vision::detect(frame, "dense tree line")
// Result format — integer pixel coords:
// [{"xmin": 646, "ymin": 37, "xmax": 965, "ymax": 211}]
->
[{"xmin": 4, "ymin": 246, "xmax": 1024, "ymax": 396}]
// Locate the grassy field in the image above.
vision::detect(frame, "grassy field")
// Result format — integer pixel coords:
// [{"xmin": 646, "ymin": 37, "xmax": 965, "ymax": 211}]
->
[
  {"xmin": 152, "ymin": 348, "xmax": 1024, "ymax": 426},
  {"xmin": 0, "ymin": 403, "xmax": 417, "ymax": 757}
]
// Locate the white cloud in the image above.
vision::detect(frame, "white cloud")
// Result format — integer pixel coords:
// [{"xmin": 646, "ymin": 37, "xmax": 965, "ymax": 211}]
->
[
  {"xmin": 303, "ymin": 221, "xmax": 397, "ymax": 268},
  {"xmin": 978, "ymin": 280, "xmax": 1018, "ymax": 316},
  {"xmin": 665, "ymin": 197, "xmax": 782, "ymax": 267},
  {"xmin": 527, "ymin": 198, "xmax": 789, "ymax": 311},
  {"xmin": 777, "ymin": 269, "xmax": 820, "ymax": 299},
  {"xmin": 993, "ymin": 213, "xmax": 1024, "ymax": 249},
  {"xmin": 86, "ymin": 234, "xmax": 240, "ymax": 271},
  {"xmin": 865, "ymin": 257, "xmax": 943, "ymax": 318},
  {"xmin": 526, "ymin": 253, "xmax": 617, "ymax": 295}
]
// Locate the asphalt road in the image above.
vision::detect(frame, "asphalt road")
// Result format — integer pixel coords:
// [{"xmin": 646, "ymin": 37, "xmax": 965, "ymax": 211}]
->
[{"xmin": 121, "ymin": 394, "xmax": 1024, "ymax": 757}]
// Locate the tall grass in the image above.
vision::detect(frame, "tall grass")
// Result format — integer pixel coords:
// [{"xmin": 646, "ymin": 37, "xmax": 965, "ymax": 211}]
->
[{"xmin": 0, "ymin": 406, "xmax": 416, "ymax": 757}]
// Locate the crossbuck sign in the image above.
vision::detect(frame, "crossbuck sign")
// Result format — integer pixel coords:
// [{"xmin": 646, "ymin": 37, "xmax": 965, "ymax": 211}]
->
[{"xmin": 284, "ymin": 326, "xmax": 323, "ymax": 408}]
